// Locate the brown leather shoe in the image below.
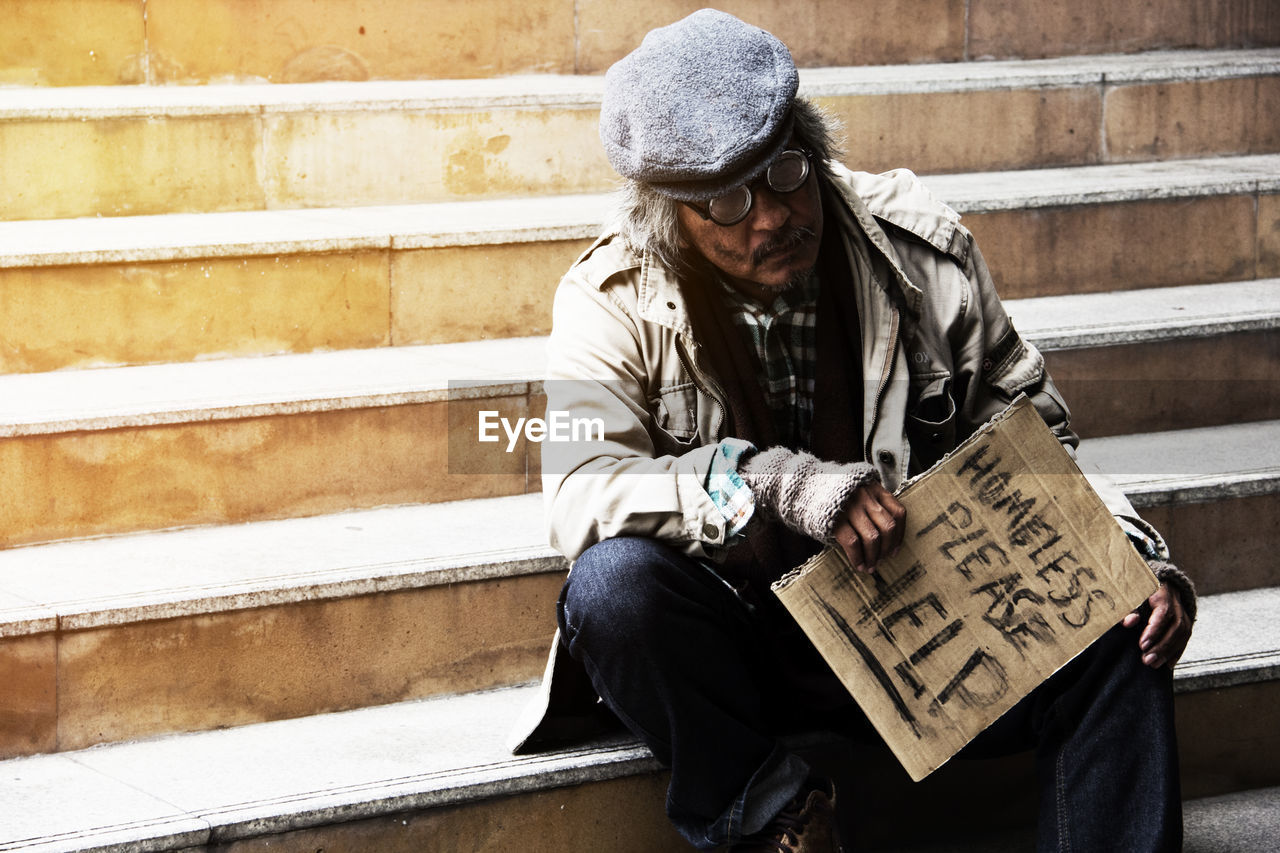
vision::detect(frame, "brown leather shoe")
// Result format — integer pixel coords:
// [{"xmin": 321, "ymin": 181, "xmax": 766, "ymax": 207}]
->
[{"xmin": 729, "ymin": 777, "xmax": 840, "ymax": 852}]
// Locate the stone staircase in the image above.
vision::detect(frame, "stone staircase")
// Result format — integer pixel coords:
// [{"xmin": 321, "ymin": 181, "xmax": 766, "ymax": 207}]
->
[{"xmin": 1, "ymin": 3, "xmax": 1277, "ymax": 850}]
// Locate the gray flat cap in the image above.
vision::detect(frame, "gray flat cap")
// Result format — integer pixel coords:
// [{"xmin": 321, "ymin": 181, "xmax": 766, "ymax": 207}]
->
[{"xmin": 600, "ymin": 9, "xmax": 798, "ymax": 202}]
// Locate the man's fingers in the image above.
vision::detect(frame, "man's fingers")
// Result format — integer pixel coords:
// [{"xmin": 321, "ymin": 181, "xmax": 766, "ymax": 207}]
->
[
  {"xmin": 867, "ymin": 483, "xmax": 907, "ymax": 525},
  {"xmin": 1141, "ymin": 619, "xmax": 1176, "ymax": 668},
  {"xmin": 849, "ymin": 505, "xmax": 884, "ymax": 566},
  {"xmin": 1143, "ymin": 619, "xmax": 1186, "ymax": 668},
  {"xmin": 1138, "ymin": 586, "xmax": 1191, "ymax": 669},
  {"xmin": 832, "ymin": 519, "xmax": 869, "ymax": 573},
  {"xmin": 864, "ymin": 484, "xmax": 907, "ymax": 555},
  {"xmin": 1140, "ymin": 600, "xmax": 1170, "ymax": 652}
]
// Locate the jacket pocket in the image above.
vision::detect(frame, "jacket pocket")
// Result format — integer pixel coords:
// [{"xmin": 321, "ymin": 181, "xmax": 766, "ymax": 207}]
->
[
  {"xmin": 652, "ymin": 381, "xmax": 701, "ymax": 450},
  {"xmin": 906, "ymin": 372, "xmax": 956, "ymax": 471},
  {"xmin": 984, "ymin": 326, "xmax": 1044, "ymax": 397}
]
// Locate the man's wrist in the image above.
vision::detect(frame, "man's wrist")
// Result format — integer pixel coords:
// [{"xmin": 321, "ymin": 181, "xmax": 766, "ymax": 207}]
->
[
  {"xmin": 1149, "ymin": 560, "xmax": 1197, "ymax": 626},
  {"xmin": 739, "ymin": 446, "xmax": 880, "ymax": 541}
]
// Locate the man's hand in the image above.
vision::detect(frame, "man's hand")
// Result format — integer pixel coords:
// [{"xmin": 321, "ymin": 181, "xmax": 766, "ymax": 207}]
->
[
  {"xmin": 831, "ymin": 482, "xmax": 906, "ymax": 574},
  {"xmin": 1122, "ymin": 584, "xmax": 1192, "ymax": 669}
]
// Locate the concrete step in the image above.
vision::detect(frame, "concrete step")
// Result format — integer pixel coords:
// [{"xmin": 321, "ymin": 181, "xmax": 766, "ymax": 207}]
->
[
  {"xmin": 0, "ymin": 337, "xmax": 547, "ymax": 546},
  {"xmin": 0, "ymin": 584, "xmax": 1276, "ymax": 851},
  {"xmin": 8, "ymin": 1, "xmax": 1275, "ymax": 88},
  {"xmin": 1182, "ymin": 786, "xmax": 1280, "ymax": 853},
  {"xmin": 1008, "ymin": 279, "xmax": 1280, "ymax": 437},
  {"xmin": 1079, "ymin": 419, "xmax": 1280, "ymax": 598},
  {"xmin": 2, "ymin": 49, "xmax": 1277, "ymax": 220},
  {"xmin": 0, "ymin": 685, "xmax": 675, "ymax": 852},
  {"xmin": 1, "ymin": 0, "xmax": 581, "ymax": 87},
  {"xmin": 0, "ymin": 419, "xmax": 1276, "ymax": 757},
  {"xmin": 1, "ymin": 154, "xmax": 1277, "ymax": 373},
  {"xmin": 934, "ymin": 154, "xmax": 1280, "ymax": 300},
  {"xmin": 0, "ymin": 493, "xmax": 562, "ymax": 758},
  {"xmin": 965, "ymin": 0, "xmax": 1278, "ymax": 63},
  {"xmin": 0, "ymin": 278, "xmax": 1274, "ymax": 544}
]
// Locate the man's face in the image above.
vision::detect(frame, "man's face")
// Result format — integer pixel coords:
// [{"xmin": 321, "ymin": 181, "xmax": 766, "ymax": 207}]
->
[{"xmin": 676, "ymin": 163, "xmax": 824, "ymax": 299}]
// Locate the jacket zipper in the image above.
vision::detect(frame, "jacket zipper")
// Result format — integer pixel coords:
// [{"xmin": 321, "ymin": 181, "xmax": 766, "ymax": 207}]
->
[{"xmin": 676, "ymin": 336, "xmax": 729, "ymax": 440}]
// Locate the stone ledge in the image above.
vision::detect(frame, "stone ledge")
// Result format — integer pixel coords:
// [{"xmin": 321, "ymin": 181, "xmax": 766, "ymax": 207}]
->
[
  {"xmin": 1175, "ymin": 588, "xmax": 1280, "ymax": 692},
  {"xmin": 0, "ymin": 337, "xmax": 546, "ymax": 437},
  {"xmin": 1082, "ymin": 420, "xmax": 1280, "ymax": 506},
  {"xmin": 1, "ymin": 155, "xmax": 1277, "ymax": 268},
  {"xmin": 1, "ymin": 49, "xmax": 1275, "ymax": 120},
  {"xmin": 923, "ymin": 154, "xmax": 1280, "ymax": 213},
  {"xmin": 0, "ymin": 493, "xmax": 556, "ymax": 636},
  {"xmin": 1007, "ymin": 279, "xmax": 1280, "ymax": 350},
  {"xmin": 0, "ymin": 279, "xmax": 1274, "ymax": 437},
  {"xmin": 0, "ymin": 686, "xmax": 657, "ymax": 852},
  {"xmin": 805, "ymin": 48, "xmax": 1280, "ymax": 95},
  {"xmin": 0, "ymin": 195, "xmax": 611, "ymax": 269}
]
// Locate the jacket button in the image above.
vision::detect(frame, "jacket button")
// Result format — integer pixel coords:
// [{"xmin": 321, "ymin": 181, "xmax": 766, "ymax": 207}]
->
[
  {"xmin": 878, "ymin": 450, "xmax": 896, "ymax": 467},
  {"xmin": 666, "ymin": 301, "xmax": 677, "ymax": 310},
  {"xmin": 702, "ymin": 523, "xmax": 719, "ymax": 539}
]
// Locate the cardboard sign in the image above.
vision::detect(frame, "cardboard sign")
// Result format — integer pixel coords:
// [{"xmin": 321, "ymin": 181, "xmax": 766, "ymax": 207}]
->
[{"xmin": 772, "ymin": 397, "xmax": 1158, "ymax": 781}]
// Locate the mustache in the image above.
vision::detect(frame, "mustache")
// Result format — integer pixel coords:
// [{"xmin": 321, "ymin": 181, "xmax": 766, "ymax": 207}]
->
[{"xmin": 751, "ymin": 225, "xmax": 817, "ymax": 265}]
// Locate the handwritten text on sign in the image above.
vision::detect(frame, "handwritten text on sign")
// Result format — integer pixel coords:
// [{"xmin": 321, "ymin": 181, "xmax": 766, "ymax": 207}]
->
[{"xmin": 773, "ymin": 398, "xmax": 1157, "ymax": 781}]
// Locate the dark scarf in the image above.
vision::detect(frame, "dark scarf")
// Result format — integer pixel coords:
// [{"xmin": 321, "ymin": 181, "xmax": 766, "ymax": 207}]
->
[{"xmin": 681, "ymin": 196, "xmax": 879, "ymax": 599}]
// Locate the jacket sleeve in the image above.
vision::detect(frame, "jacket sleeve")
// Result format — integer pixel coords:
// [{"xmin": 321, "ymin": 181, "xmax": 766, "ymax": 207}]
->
[{"xmin": 540, "ymin": 272, "xmax": 729, "ymax": 562}]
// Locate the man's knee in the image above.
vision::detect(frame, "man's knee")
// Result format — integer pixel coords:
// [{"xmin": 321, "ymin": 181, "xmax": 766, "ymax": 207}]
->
[
  {"xmin": 559, "ymin": 536, "xmax": 688, "ymax": 644},
  {"xmin": 1052, "ymin": 620, "xmax": 1175, "ymax": 726},
  {"xmin": 1090, "ymin": 620, "xmax": 1166, "ymax": 685}
]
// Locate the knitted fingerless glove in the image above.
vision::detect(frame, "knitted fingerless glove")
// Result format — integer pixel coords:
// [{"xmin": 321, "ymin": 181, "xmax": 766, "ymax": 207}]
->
[
  {"xmin": 1148, "ymin": 559, "xmax": 1197, "ymax": 625},
  {"xmin": 739, "ymin": 446, "xmax": 881, "ymax": 541}
]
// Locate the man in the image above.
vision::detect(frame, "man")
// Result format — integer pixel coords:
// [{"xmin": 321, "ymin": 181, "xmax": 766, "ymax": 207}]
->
[{"xmin": 511, "ymin": 10, "xmax": 1194, "ymax": 852}]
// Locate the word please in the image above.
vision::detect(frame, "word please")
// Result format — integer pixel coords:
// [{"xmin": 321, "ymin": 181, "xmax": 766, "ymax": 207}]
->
[{"xmin": 478, "ymin": 411, "xmax": 605, "ymax": 452}]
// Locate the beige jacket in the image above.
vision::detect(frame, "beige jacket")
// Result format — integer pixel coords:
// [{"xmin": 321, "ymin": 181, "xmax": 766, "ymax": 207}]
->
[
  {"xmin": 512, "ymin": 163, "xmax": 1153, "ymax": 751},
  {"xmin": 540, "ymin": 163, "xmax": 1147, "ymax": 559}
]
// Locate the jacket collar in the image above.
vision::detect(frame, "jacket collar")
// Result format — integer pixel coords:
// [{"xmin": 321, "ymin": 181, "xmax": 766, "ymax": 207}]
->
[
  {"xmin": 826, "ymin": 172, "xmax": 926, "ymax": 317},
  {"xmin": 637, "ymin": 246, "xmax": 699, "ymax": 336}
]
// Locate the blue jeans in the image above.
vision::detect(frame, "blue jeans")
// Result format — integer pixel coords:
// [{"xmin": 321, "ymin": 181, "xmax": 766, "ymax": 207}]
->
[{"xmin": 557, "ymin": 536, "xmax": 1182, "ymax": 851}]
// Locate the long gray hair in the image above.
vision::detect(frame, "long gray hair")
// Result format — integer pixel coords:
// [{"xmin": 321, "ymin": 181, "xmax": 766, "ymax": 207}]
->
[{"xmin": 611, "ymin": 97, "xmax": 844, "ymax": 275}]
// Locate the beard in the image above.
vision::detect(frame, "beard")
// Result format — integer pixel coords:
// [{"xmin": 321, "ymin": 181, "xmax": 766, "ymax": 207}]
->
[
  {"xmin": 682, "ymin": 219, "xmax": 822, "ymax": 303},
  {"xmin": 751, "ymin": 224, "xmax": 819, "ymax": 292}
]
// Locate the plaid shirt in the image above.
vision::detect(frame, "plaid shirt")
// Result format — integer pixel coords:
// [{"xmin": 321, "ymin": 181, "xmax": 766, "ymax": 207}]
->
[
  {"xmin": 703, "ymin": 273, "xmax": 820, "ymax": 542},
  {"xmin": 719, "ymin": 271, "xmax": 821, "ymax": 449}
]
